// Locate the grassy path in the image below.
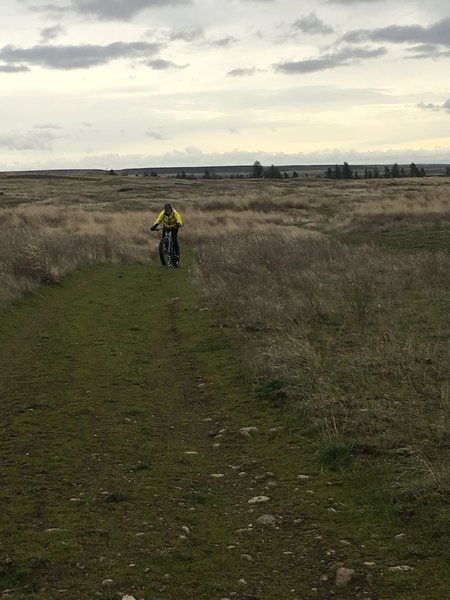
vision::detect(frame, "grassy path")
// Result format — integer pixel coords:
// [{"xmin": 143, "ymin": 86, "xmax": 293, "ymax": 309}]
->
[{"xmin": 0, "ymin": 260, "xmax": 448, "ymax": 599}]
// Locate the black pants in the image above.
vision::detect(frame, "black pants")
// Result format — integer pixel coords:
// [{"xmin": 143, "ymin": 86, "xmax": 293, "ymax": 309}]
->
[{"xmin": 163, "ymin": 227, "xmax": 180, "ymax": 256}]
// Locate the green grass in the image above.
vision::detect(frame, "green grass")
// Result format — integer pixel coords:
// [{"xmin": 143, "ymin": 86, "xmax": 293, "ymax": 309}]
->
[{"xmin": 0, "ymin": 254, "xmax": 448, "ymax": 598}]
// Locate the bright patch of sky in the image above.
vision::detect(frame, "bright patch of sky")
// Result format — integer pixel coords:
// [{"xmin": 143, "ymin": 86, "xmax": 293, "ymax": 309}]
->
[{"xmin": 1, "ymin": 0, "xmax": 450, "ymax": 169}]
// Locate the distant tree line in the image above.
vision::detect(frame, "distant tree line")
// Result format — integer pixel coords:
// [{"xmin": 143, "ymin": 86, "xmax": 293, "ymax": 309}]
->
[
  {"xmin": 252, "ymin": 161, "xmax": 299, "ymax": 179},
  {"xmin": 108, "ymin": 161, "xmax": 450, "ymax": 179},
  {"xmin": 325, "ymin": 162, "xmax": 428, "ymax": 180}
]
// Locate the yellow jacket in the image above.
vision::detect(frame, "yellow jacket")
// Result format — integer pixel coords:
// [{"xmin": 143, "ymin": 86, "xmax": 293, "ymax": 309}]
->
[{"xmin": 154, "ymin": 209, "xmax": 183, "ymax": 229}]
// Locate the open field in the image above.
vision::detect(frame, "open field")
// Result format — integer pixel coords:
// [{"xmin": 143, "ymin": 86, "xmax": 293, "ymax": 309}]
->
[{"xmin": 0, "ymin": 172, "xmax": 449, "ymax": 597}]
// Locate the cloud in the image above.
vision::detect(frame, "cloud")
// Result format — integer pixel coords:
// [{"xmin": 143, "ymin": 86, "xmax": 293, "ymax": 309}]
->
[
  {"xmin": 418, "ymin": 99, "xmax": 450, "ymax": 112},
  {"xmin": 0, "ymin": 41, "xmax": 161, "ymax": 70},
  {"xmin": 37, "ymin": 0, "xmax": 191, "ymax": 21},
  {"xmin": 343, "ymin": 17, "xmax": 450, "ymax": 47},
  {"xmin": 292, "ymin": 13, "xmax": 334, "ymax": 35},
  {"xmin": 0, "ymin": 64, "xmax": 30, "ymax": 72},
  {"xmin": 211, "ymin": 36, "xmax": 237, "ymax": 47},
  {"xmin": 169, "ymin": 26, "xmax": 205, "ymax": 43},
  {"xmin": 227, "ymin": 67, "xmax": 259, "ymax": 77},
  {"xmin": 0, "ymin": 130, "xmax": 58, "ymax": 151},
  {"xmin": 274, "ymin": 46, "xmax": 386, "ymax": 74},
  {"xmin": 34, "ymin": 123, "xmax": 63, "ymax": 129},
  {"xmin": 146, "ymin": 129, "xmax": 166, "ymax": 139},
  {"xmin": 167, "ymin": 26, "xmax": 236, "ymax": 48},
  {"xmin": 40, "ymin": 24, "xmax": 65, "ymax": 42},
  {"xmin": 144, "ymin": 58, "xmax": 188, "ymax": 70}
]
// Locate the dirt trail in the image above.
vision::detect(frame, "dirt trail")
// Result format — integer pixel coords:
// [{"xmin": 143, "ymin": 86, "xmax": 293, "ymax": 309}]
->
[{"xmin": 0, "ymin": 262, "xmax": 446, "ymax": 599}]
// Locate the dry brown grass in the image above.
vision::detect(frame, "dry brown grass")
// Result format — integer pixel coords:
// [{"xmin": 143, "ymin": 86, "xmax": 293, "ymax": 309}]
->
[
  {"xmin": 330, "ymin": 179, "xmax": 450, "ymax": 233},
  {"xmin": 0, "ymin": 205, "xmax": 151, "ymax": 308},
  {"xmin": 194, "ymin": 231, "xmax": 450, "ymax": 495}
]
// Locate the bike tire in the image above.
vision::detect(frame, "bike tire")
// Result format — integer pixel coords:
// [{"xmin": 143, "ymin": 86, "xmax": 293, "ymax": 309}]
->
[{"xmin": 159, "ymin": 238, "xmax": 170, "ymax": 266}]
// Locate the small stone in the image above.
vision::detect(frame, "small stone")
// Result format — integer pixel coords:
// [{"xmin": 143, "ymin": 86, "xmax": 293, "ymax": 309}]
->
[
  {"xmin": 211, "ymin": 473, "xmax": 225, "ymax": 478},
  {"xmin": 178, "ymin": 535, "xmax": 187, "ymax": 542},
  {"xmin": 238, "ymin": 471, "xmax": 248, "ymax": 477},
  {"xmin": 181, "ymin": 525, "xmax": 190, "ymax": 534},
  {"xmin": 394, "ymin": 533, "xmax": 406, "ymax": 540},
  {"xmin": 248, "ymin": 495, "xmax": 270, "ymax": 505},
  {"xmin": 241, "ymin": 554, "xmax": 253, "ymax": 562},
  {"xmin": 183, "ymin": 451, "xmax": 199, "ymax": 455},
  {"xmin": 238, "ymin": 578, "xmax": 247, "ymax": 585},
  {"xmin": 240, "ymin": 427, "xmax": 258, "ymax": 438},
  {"xmin": 102, "ymin": 579, "xmax": 114, "ymax": 587},
  {"xmin": 256, "ymin": 514, "xmax": 276, "ymax": 526},
  {"xmin": 298, "ymin": 474, "xmax": 310, "ymax": 480},
  {"xmin": 5, "ymin": 558, "xmax": 13, "ymax": 565},
  {"xmin": 364, "ymin": 562, "xmax": 376, "ymax": 567},
  {"xmin": 388, "ymin": 565, "xmax": 413, "ymax": 572},
  {"xmin": 122, "ymin": 596, "xmax": 137, "ymax": 600},
  {"xmin": 335, "ymin": 567, "xmax": 355, "ymax": 588}
]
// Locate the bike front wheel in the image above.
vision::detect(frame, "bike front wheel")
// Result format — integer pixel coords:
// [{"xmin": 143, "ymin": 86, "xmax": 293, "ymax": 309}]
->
[{"xmin": 159, "ymin": 238, "xmax": 171, "ymax": 266}]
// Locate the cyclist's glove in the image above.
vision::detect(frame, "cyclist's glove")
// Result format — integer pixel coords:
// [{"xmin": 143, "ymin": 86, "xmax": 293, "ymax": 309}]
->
[{"xmin": 150, "ymin": 224, "xmax": 158, "ymax": 231}]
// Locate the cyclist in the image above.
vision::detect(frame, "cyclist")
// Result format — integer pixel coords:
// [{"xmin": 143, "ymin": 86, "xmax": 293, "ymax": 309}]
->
[{"xmin": 150, "ymin": 202, "xmax": 183, "ymax": 260}]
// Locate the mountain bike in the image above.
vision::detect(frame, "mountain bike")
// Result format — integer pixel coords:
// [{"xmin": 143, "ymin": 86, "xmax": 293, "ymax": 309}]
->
[{"xmin": 156, "ymin": 228, "xmax": 180, "ymax": 267}]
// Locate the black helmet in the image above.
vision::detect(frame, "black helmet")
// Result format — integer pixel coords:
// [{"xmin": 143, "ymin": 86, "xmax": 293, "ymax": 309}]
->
[{"xmin": 164, "ymin": 202, "xmax": 172, "ymax": 211}]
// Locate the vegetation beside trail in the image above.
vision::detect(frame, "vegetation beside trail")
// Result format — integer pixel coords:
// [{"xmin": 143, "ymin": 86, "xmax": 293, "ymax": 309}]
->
[{"xmin": 0, "ymin": 173, "xmax": 449, "ymax": 597}]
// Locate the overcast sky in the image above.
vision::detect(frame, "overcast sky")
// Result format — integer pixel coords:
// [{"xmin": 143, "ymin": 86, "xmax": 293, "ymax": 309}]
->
[{"xmin": 1, "ymin": 0, "xmax": 450, "ymax": 170}]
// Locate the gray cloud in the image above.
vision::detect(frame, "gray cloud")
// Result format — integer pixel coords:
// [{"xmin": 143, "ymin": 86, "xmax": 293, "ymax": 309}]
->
[
  {"xmin": 0, "ymin": 63, "xmax": 30, "ymax": 72},
  {"xmin": 169, "ymin": 26, "xmax": 205, "ymax": 43},
  {"xmin": 343, "ymin": 17, "xmax": 450, "ymax": 47},
  {"xmin": 274, "ymin": 46, "xmax": 386, "ymax": 74},
  {"xmin": 38, "ymin": 0, "xmax": 190, "ymax": 21},
  {"xmin": 292, "ymin": 13, "xmax": 334, "ymax": 35},
  {"xmin": 227, "ymin": 67, "xmax": 258, "ymax": 77},
  {"xmin": 418, "ymin": 99, "xmax": 450, "ymax": 112},
  {"xmin": 0, "ymin": 41, "xmax": 161, "ymax": 70},
  {"xmin": 168, "ymin": 27, "xmax": 236, "ymax": 48},
  {"xmin": 40, "ymin": 24, "xmax": 65, "ymax": 42},
  {"xmin": 144, "ymin": 58, "xmax": 188, "ymax": 70},
  {"xmin": 211, "ymin": 36, "xmax": 237, "ymax": 47}
]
